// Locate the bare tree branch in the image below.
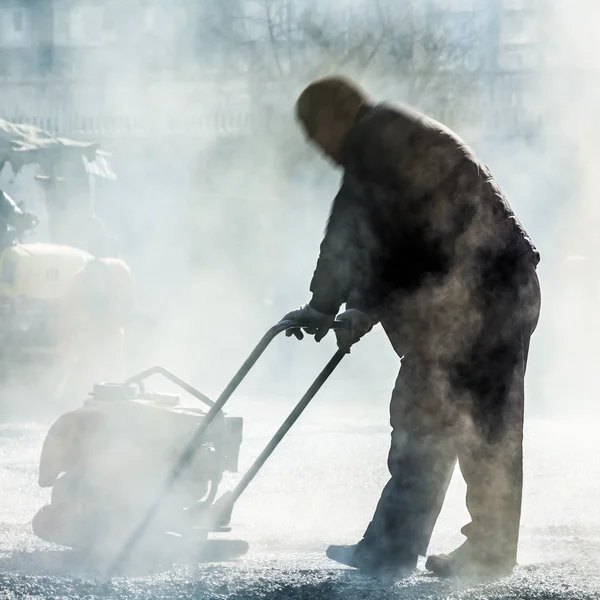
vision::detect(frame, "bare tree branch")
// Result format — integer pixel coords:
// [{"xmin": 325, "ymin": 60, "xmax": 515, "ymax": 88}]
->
[{"xmin": 198, "ymin": 0, "xmax": 489, "ymax": 123}]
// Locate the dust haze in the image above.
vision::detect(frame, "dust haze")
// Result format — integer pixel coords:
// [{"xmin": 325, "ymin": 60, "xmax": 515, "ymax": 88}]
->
[
  {"xmin": 0, "ymin": 0, "xmax": 598, "ymax": 587},
  {"xmin": 0, "ymin": 1, "xmax": 593, "ymax": 416},
  {"xmin": 76, "ymin": 0, "xmax": 596, "ymax": 421}
]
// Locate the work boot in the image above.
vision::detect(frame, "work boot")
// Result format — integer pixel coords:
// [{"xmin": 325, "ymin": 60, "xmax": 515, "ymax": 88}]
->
[
  {"xmin": 425, "ymin": 541, "xmax": 516, "ymax": 579},
  {"xmin": 326, "ymin": 542, "xmax": 417, "ymax": 578}
]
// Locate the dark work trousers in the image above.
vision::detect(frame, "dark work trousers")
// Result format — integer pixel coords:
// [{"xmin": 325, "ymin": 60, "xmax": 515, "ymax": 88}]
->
[{"xmin": 360, "ymin": 260, "xmax": 541, "ymax": 565}]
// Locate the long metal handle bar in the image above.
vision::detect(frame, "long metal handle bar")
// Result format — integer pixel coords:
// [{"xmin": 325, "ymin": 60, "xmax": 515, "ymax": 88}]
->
[
  {"xmin": 107, "ymin": 319, "xmax": 343, "ymax": 575},
  {"xmin": 125, "ymin": 366, "xmax": 216, "ymax": 408},
  {"xmin": 228, "ymin": 348, "xmax": 345, "ymax": 507}
]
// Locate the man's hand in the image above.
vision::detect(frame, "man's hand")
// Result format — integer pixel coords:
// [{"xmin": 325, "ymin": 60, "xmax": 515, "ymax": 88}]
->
[
  {"xmin": 334, "ymin": 309, "xmax": 374, "ymax": 353},
  {"xmin": 281, "ymin": 304, "xmax": 335, "ymax": 342}
]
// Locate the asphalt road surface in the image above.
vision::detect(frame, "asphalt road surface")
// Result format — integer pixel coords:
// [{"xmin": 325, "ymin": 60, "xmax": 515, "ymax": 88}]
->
[{"xmin": 1, "ymin": 389, "xmax": 599, "ymax": 600}]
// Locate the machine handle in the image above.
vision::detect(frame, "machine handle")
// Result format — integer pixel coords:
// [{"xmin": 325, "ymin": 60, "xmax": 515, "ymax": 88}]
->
[
  {"xmin": 207, "ymin": 319, "xmax": 348, "ymax": 414},
  {"xmin": 106, "ymin": 318, "xmax": 347, "ymax": 575},
  {"xmin": 217, "ymin": 349, "xmax": 345, "ymax": 512},
  {"xmin": 124, "ymin": 366, "xmax": 216, "ymax": 408}
]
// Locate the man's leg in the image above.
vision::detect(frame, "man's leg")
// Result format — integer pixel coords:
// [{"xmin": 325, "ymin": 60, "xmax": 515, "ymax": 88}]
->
[
  {"xmin": 426, "ymin": 334, "xmax": 526, "ymax": 577},
  {"xmin": 426, "ymin": 267, "xmax": 541, "ymax": 577},
  {"xmin": 327, "ymin": 356, "xmax": 457, "ymax": 572}
]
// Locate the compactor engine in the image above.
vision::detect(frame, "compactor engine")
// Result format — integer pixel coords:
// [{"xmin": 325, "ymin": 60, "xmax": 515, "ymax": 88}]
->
[
  {"xmin": 33, "ymin": 382, "xmax": 243, "ymax": 554},
  {"xmin": 31, "ymin": 318, "xmax": 348, "ymax": 569}
]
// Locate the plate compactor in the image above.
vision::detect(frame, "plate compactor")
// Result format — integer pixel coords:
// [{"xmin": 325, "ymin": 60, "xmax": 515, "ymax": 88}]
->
[{"xmin": 32, "ymin": 320, "xmax": 347, "ymax": 570}]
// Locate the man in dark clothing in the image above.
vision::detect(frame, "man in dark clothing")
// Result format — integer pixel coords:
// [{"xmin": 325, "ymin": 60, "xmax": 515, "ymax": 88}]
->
[{"xmin": 282, "ymin": 76, "xmax": 541, "ymax": 578}]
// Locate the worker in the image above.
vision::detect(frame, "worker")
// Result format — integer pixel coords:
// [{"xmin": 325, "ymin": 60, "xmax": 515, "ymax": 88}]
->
[
  {"xmin": 281, "ymin": 77, "xmax": 541, "ymax": 578},
  {"xmin": 57, "ymin": 256, "xmax": 134, "ymax": 403}
]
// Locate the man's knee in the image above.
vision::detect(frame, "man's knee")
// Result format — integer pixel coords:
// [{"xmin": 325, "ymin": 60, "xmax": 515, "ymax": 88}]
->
[
  {"xmin": 387, "ymin": 425, "xmax": 455, "ymax": 480},
  {"xmin": 390, "ymin": 365, "xmax": 458, "ymax": 436}
]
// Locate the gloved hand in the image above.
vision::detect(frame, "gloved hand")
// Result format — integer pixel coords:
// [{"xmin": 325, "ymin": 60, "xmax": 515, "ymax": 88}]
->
[
  {"xmin": 281, "ymin": 304, "xmax": 335, "ymax": 342},
  {"xmin": 334, "ymin": 309, "xmax": 374, "ymax": 353}
]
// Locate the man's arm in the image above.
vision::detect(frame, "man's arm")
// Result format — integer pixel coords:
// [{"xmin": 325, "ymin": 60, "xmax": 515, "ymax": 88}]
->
[{"xmin": 308, "ymin": 181, "xmax": 367, "ymax": 316}]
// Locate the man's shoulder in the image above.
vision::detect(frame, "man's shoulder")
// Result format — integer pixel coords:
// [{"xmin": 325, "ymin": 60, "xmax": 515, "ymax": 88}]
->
[
  {"xmin": 346, "ymin": 102, "xmax": 468, "ymax": 162},
  {"xmin": 349, "ymin": 102, "xmax": 421, "ymax": 139},
  {"xmin": 353, "ymin": 102, "xmax": 466, "ymax": 144}
]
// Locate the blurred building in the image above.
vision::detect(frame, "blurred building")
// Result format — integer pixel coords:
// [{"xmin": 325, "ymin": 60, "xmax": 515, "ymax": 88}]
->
[
  {"xmin": 0, "ymin": 0, "xmax": 552, "ymax": 140},
  {"xmin": 0, "ymin": 0, "xmax": 251, "ymax": 140},
  {"xmin": 415, "ymin": 0, "xmax": 545, "ymax": 138}
]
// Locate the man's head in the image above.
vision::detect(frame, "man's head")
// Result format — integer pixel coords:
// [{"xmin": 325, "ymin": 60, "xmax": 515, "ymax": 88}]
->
[{"xmin": 295, "ymin": 76, "xmax": 369, "ymax": 165}]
